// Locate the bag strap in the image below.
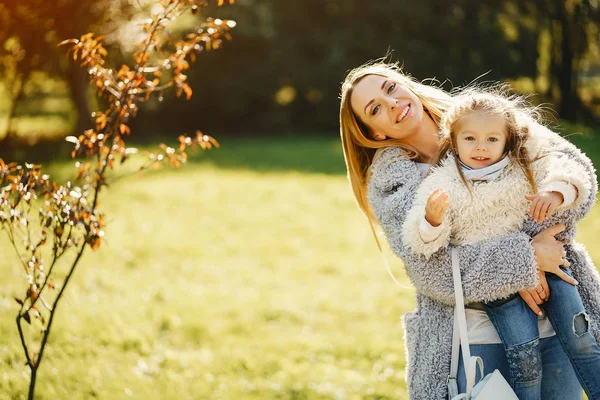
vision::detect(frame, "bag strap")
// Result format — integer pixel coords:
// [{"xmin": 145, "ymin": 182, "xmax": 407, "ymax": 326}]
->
[{"xmin": 449, "ymin": 248, "xmax": 484, "ymax": 400}]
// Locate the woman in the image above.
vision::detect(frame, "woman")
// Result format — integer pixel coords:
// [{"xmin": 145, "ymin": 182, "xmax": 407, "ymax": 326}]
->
[{"xmin": 339, "ymin": 61, "xmax": 600, "ymax": 399}]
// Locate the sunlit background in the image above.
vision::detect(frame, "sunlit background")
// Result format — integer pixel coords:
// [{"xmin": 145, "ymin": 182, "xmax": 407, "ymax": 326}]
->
[{"xmin": 0, "ymin": 0, "xmax": 599, "ymax": 399}]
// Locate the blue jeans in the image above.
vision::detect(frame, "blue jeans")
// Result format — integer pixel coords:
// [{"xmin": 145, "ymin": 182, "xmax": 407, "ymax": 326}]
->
[
  {"xmin": 457, "ymin": 335, "xmax": 582, "ymax": 400},
  {"xmin": 483, "ymin": 269, "xmax": 600, "ymax": 400}
]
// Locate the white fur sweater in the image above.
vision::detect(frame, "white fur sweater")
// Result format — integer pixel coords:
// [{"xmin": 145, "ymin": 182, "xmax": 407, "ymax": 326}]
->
[{"xmin": 402, "ymin": 134, "xmax": 591, "ymax": 259}]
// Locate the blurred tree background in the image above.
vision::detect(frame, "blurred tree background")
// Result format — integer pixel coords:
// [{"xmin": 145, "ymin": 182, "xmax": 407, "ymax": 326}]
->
[
  {"xmin": 1, "ymin": 1, "xmax": 600, "ymax": 399},
  {"xmin": 1, "ymin": 0, "xmax": 599, "ymax": 146}
]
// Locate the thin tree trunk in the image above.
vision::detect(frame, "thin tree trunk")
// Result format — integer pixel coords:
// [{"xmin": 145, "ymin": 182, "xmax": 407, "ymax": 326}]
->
[
  {"xmin": 3, "ymin": 79, "xmax": 26, "ymax": 143},
  {"xmin": 28, "ymin": 367, "xmax": 37, "ymax": 400},
  {"xmin": 557, "ymin": 3, "xmax": 578, "ymax": 121},
  {"xmin": 67, "ymin": 61, "xmax": 91, "ymax": 135},
  {"xmin": 549, "ymin": 18, "xmax": 561, "ymax": 106}
]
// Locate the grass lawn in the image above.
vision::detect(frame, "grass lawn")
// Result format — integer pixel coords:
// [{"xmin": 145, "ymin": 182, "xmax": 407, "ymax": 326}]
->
[{"xmin": 0, "ymin": 133, "xmax": 599, "ymax": 400}]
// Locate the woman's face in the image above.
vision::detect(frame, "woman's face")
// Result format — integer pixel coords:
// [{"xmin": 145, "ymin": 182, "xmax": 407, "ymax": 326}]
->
[{"xmin": 349, "ymin": 74, "xmax": 425, "ymax": 141}]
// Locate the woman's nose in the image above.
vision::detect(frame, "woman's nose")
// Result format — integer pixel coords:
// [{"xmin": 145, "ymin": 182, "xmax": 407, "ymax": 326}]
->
[{"xmin": 388, "ymin": 98, "xmax": 398, "ymax": 110}]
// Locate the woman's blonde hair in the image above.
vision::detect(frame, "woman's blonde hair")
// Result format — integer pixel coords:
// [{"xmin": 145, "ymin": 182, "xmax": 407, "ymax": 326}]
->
[
  {"xmin": 339, "ymin": 60, "xmax": 453, "ymax": 230},
  {"xmin": 434, "ymin": 87, "xmax": 541, "ymax": 195}
]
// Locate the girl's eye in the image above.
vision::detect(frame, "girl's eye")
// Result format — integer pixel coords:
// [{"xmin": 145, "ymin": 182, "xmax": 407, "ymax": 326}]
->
[
  {"xmin": 372, "ymin": 105, "xmax": 380, "ymax": 115},
  {"xmin": 465, "ymin": 136, "xmax": 475, "ymax": 141},
  {"xmin": 488, "ymin": 137, "xmax": 498, "ymax": 142},
  {"xmin": 387, "ymin": 83, "xmax": 396, "ymax": 94}
]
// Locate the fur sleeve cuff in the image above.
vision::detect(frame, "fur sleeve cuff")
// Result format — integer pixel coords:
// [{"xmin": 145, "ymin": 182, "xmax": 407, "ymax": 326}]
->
[
  {"xmin": 402, "ymin": 206, "xmax": 452, "ymax": 260},
  {"xmin": 542, "ymin": 162, "xmax": 591, "ymax": 212},
  {"xmin": 540, "ymin": 181, "xmax": 578, "ymax": 209},
  {"xmin": 419, "ymin": 218, "xmax": 445, "ymax": 243}
]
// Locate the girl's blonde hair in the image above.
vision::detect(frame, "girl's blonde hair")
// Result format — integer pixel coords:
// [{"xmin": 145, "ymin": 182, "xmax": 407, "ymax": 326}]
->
[
  {"xmin": 434, "ymin": 88, "xmax": 541, "ymax": 195},
  {"xmin": 339, "ymin": 60, "xmax": 453, "ymax": 231}
]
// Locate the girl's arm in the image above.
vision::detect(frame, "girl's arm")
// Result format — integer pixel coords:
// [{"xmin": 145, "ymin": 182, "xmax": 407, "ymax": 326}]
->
[
  {"xmin": 402, "ymin": 174, "xmax": 452, "ymax": 259},
  {"xmin": 521, "ymin": 123, "xmax": 598, "ymax": 241},
  {"xmin": 529, "ymin": 128, "xmax": 593, "ymax": 212},
  {"xmin": 368, "ymin": 148, "xmax": 539, "ymax": 306},
  {"xmin": 529, "ymin": 122, "xmax": 597, "ymax": 218}
]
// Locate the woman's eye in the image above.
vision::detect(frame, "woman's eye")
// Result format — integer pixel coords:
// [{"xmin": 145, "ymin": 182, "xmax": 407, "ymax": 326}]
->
[
  {"xmin": 372, "ymin": 105, "xmax": 380, "ymax": 115},
  {"xmin": 387, "ymin": 83, "xmax": 396, "ymax": 94}
]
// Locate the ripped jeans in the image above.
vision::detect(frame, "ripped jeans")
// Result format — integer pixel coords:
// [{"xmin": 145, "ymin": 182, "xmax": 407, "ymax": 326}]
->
[
  {"xmin": 484, "ymin": 268, "xmax": 600, "ymax": 400},
  {"xmin": 457, "ymin": 336, "xmax": 582, "ymax": 400}
]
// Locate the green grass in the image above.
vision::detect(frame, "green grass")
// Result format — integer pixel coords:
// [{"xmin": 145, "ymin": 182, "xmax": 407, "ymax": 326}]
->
[
  {"xmin": 0, "ymin": 135, "xmax": 413, "ymax": 400},
  {"xmin": 0, "ymin": 133, "xmax": 598, "ymax": 400}
]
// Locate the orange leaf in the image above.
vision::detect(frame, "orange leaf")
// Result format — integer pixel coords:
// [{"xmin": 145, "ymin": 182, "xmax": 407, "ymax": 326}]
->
[
  {"xmin": 183, "ymin": 84, "xmax": 192, "ymax": 100},
  {"xmin": 119, "ymin": 124, "xmax": 130, "ymax": 135},
  {"xmin": 91, "ymin": 237, "xmax": 101, "ymax": 251},
  {"xmin": 57, "ymin": 38, "xmax": 79, "ymax": 47},
  {"xmin": 208, "ymin": 136, "xmax": 220, "ymax": 148},
  {"xmin": 96, "ymin": 113, "xmax": 107, "ymax": 130}
]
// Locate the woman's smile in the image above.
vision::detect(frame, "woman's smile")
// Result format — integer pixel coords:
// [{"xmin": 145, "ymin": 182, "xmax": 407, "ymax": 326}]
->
[{"xmin": 396, "ymin": 103, "xmax": 411, "ymax": 123}]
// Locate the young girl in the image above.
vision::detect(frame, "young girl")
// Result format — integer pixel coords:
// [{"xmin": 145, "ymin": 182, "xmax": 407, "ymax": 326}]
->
[{"xmin": 401, "ymin": 90, "xmax": 600, "ymax": 399}]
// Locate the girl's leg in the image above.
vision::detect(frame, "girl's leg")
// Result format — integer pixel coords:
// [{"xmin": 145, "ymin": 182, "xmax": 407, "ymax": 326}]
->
[
  {"xmin": 484, "ymin": 294, "xmax": 542, "ymax": 399},
  {"xmin": 544, "ymin": 269, "xmax": 600, "ymax": 399},
  {"xmin": 457, "ymin": 343, "xmax": 509, "ymax": 391},
  {"xmin": 458, "ymin": 339, "xmax": 582, "ymax": 400},
  {"xmin": 539, "ymin": 335, "xmax": 583, "ymax": 400}
]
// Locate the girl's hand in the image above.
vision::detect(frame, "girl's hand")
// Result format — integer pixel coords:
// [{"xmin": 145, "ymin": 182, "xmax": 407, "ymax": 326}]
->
[
  {"xmin": 525, "ymin": 192, "xmax": 564, "ymax": 223},
  {"xmin": 425, "ymin": 188, "xmax": 449, "ymax": 227},
  {"xmin": 530, "ymin": 224, "xmax": 578, "ymax": 285},
  {"xmin": 519, "ymin": 271, "xmax": 550, "ymax": 315}
]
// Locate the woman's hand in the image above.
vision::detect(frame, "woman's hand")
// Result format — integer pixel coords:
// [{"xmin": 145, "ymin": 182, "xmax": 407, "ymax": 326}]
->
[
  {"xmin": 519, "ymin": 271, "xmax": 550, "ymax": 315},
  {"xmin": 530, "ymin": 224, "xmax": 577, "ymax": 285}
]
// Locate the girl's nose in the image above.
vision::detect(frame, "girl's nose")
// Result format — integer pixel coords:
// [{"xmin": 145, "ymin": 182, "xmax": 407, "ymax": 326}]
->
[{"xmin": 476, "ymin": 142, "xmax": 487, "ymax": 151}]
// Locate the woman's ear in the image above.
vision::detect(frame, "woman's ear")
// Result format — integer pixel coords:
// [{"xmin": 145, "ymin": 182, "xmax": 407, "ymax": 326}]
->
[{"xmin": 373, "ymin": 133, "xmax": 387, "ymax": 141}]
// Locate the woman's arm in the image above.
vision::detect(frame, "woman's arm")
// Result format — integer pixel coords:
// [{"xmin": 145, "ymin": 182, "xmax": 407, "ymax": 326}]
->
[{"xmin": 368, "ymin": 148, "xmax": 539, "ymax": 306}]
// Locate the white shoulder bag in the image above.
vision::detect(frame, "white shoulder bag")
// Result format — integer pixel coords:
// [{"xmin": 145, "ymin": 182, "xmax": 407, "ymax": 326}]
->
[{"xmin": 447, "ymin": 248, "xmax": 518, "ymax": 400}]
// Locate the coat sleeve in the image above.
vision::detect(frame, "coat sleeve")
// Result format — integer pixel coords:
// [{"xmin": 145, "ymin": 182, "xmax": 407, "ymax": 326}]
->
[{"xmin": 368, "ymin": 148, "xmax": 538, "ymax": 306}]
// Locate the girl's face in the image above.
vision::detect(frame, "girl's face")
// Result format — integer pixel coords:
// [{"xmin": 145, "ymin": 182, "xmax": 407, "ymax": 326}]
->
[
  {"xmin": 455, "ymin": 111, "xmax": 507, "ymax": 169},
  {"xmin": 349, "ymin": 74, "xmax": 425, "ymax": 141}
]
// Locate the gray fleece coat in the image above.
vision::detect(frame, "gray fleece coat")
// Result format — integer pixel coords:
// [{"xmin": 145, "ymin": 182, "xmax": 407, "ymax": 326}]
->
[{"xmin": 367, "ymin": 123, "xmax": 600, "ymax": 400}]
